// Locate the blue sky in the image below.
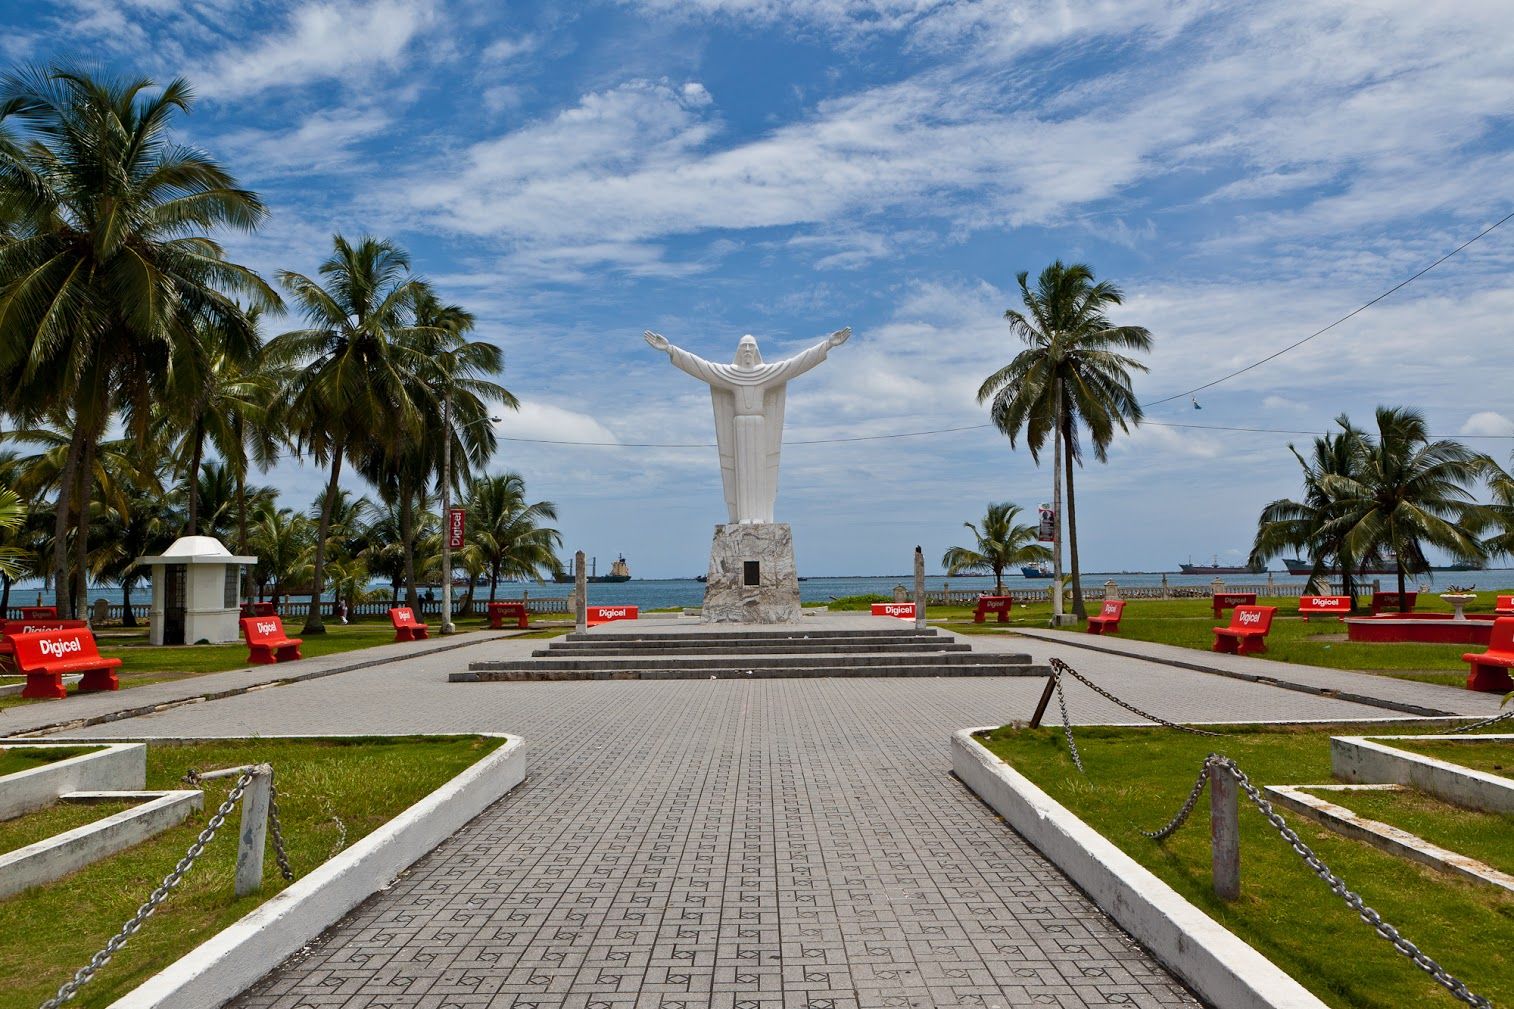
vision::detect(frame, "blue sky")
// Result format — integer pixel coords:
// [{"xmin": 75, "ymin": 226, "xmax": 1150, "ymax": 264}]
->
[{"xmin": 8, "ymin": 0, "xmax": 1514, "ymax": 577}]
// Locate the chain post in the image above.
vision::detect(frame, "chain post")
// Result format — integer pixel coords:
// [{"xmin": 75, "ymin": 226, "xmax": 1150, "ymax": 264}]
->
[
  {"xmin": 1209, "ymin": 762, "xmax": 1240, "ymax": 900},
  {"xmin": 235, "ymin": 765, "xmax": 272, "ymax": 898}
]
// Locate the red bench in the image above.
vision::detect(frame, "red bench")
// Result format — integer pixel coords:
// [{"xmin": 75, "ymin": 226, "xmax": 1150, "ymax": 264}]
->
[
  {"xmin": 1212, "ymin": 605, "xmax": 1277, "ymax": 655},
  {"xmin": 242, "ymin": 616, "xmax": 303, "ymax": 665},
  {"xmin": 1086, "ymin": 599, "xmax": 1125, "ymax": 634},
  {"xmin": 1495, "ymin": 595, "xmax": 1514, "ymax": 615},
  {"xmin": 488, "ymin": 601, "xmax": 530, "ymax": 629},
  {"xmin": 10, "ymin": 628, "xmax": 121, "ymax": 699},
  {"xmin": 1212, "ymin": 592, "xmax": 1256, "ymax": 620},
  {"xmin": 587, "ymin": 605, "xmax": 637, "ymax": 627},
  {"xmin": 1298, "ymin": 595, "xmax": 1351, "ymax": 620},
  {"xmin": 390, "ymin": 606, "xmax": 430, "ymax": 641},
  {"xmin": 1370, "ymin": 591, "xmax": 1417, "ymax": 615},
  {"xmin": 1462, "ymin": 616, "xmax": 1514, "ymax": 693},
  {"xmin": 19, "ymin": 606, "xmax": 58, "ymax": 620},
  {"xmin": 973, "ymin": 596, "xmax": 1014, "ymax": 623},
  {"xmin": 871, "ymin": 602, "xmax": 916, "ymax": 619},
  {"xmin": 0, "ymin": 619, "xmax": 89, "ymax": 670}
]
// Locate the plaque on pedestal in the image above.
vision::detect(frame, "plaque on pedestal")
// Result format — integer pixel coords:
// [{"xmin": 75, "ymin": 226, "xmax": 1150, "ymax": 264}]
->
[{"xmin": 702, "ymin": 523, "xmax": 801, "ymax": 623}]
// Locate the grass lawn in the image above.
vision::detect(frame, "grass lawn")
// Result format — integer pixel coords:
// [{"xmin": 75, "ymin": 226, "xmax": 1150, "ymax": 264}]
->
[
  {"xmin": 975, "ymin": 722, "xmax": 1513, "ymax": 1009},
  {"xmin": 0, "ymin": 734, "xmax": 503, "ymax": 1009},
  {"xmin": 1388, "ymin": 738, "xmax": 1513, "ymax": 779},
  {"xmin": 0, "ymin": 799, "xmax": 134, "ymax": 855},
  {"xmin": 1318, "ymin": 785, "xmax": 1514, "ymax": 875},
  {"xmin": 0, "ymin": 744, "xmax": 101, "ymax": 777},
  {"xmin": 1042, "ymin": 593, "xmax": 1514, "ymax": 687}
]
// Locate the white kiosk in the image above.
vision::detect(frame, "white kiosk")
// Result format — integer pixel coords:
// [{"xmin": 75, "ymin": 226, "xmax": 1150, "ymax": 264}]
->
[{"xmin": 134, "ymin": 536, "xmax": 257, "ymax": 645}]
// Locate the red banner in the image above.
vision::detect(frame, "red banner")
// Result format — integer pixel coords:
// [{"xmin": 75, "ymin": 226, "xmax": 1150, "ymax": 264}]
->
[
  {"xmin": 447, "ymin": 507, "xmax": 466, "ymax": 549},
  {"xmin": 871, "ymin": 602, "xmax": 915, "ymax": 619}
]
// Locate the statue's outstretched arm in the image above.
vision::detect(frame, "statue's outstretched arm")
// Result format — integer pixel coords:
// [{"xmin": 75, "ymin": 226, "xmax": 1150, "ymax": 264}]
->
[{"xmin": 643, "ymin": 330, "xmax": 670, "ymax": 352}]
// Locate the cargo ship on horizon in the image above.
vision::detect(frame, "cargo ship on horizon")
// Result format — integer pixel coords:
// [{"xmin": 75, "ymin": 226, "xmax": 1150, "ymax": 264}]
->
[{"xmin": 1178, "ymin": 555, "xmax": 1264, "ymax": 575}]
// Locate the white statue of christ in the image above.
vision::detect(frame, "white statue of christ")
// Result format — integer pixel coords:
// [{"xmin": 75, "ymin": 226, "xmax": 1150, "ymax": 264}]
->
[{"xmin": 644, "ymin": 327, "xmax": 851, "ymax": 524}]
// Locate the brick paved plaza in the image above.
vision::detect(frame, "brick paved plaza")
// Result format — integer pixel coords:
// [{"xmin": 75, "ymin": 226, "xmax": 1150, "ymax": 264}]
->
[{"xmin": 34, "ymin": 618, "xmax": 1489, "ymax": 1008}]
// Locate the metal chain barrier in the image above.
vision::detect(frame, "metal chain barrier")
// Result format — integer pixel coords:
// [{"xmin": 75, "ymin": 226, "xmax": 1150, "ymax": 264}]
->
[
  {"xmin": 40, "ymin": 766, "xmax": 297, "ymax": 1009},
  {"xmin": 1045, "ymin": 658, "xmax": 1221, "ymax": 772},
  {"xmin": 1445, "ymin": 709, "xmax": 1513, "ymax": 734},
  {"xmin": 39, "ymin": 770, "xmax": 255, "ymax": 1009},
  {"xmin": 1138, "ymin": 758, "xmax": 1213, "ymax": 840},
  {"xmin": 1140, "ymin": 753, "xmax": 1492, "ymax": 1009},
  {"xmin": 268, "ymin": 777, "xmax": 295, "ymax": 882}
]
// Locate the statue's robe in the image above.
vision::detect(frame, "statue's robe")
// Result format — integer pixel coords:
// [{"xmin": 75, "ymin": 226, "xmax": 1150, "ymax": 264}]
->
[{"xmin": 665, "ymin": 339, "xmax": 834, "ymax": 524}]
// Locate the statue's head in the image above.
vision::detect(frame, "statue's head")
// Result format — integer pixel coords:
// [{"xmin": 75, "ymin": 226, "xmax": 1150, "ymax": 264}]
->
[{"xmin": 734, "ymin": 334, "xmax": 762, "ymax": 367}]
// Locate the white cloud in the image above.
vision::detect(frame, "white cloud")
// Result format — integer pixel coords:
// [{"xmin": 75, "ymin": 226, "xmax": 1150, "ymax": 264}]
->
[
  {"xmin": 501, "ymin": 402, "xmax": 622, "ymax": 445},
  {"xmin": 1461, "ymin": 412, "xmax": 1514, "ymax": 438},
  {"xmin": 197, "ymin": 0, "xmax": 432, "ymax": 98},
  {"xmin": 482, "ymin": 34, "xmax": 538, "ymax": 62}
]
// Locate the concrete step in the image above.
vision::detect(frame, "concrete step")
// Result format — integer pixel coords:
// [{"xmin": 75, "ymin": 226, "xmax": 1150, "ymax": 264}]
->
[
  {"xmin": 564, "ymin": 628, "xmax": 940, "ymax": 643},
  {"xmin": 453, "ymin": 661, "xmax": 1049, "ymax": 682},
  {"xmin": 468, "ymin": 651, "xmax": 1031, "ymax": 673},
  {"xmin": 534, "ymin": 640, "xmax": 973, "ymax": 657}
]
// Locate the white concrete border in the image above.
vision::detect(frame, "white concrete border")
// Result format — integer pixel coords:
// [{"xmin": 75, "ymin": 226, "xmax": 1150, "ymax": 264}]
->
[
  {"xmin": 0, "ymin": 790, "xmax": 203, "ymax": 898},
  {"xmin": 0, "ymin": 742, "xmax": 144, "ymax": 819},
  {"xmin": 103, "ymin": 733, "xmax": 526, "ymax": 1009},
  {"xmin": 953, "ymin": 727, "xmax": 1327, "ymax": 1009},
  {"xmin": 1332, "ymin": 735, "xmax": 1513, "ymax": 814},
  {"xmin": 1263, "ymin": 784, "xmax": 1514, "ymax": 893},
  {"xmin": 0, "ymin": 673, "xmax": 81, "ymax": 698}
]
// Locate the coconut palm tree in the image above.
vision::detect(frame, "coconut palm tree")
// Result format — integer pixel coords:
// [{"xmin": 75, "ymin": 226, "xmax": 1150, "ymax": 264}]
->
[
  {"xmin": 466, "ymin": 473, "xmax": 563, "ymax": 602},
  {"xmin": 1477, "ymin": 455, "xmax": 1514, "ymax": 562},
  {"xmin": 978, "ymin": 261, "xmax": 1152, "ymax": 621},
  {"xmin": 0, "ymin": 64, "xmax": 278, "ymax": 616},
  {"xmin": 166, "ymin": 309, "xmax": 278, "ymax": 537},
  {"xmin": 248, "ymin": 505, "xmax": 313, "ymax": 610},
  {"xmin": 941, "ymin": 502, "xmax": 1052, "ymax": 595},
  {"xmin": 266, "ymin": 234, "xmax": 429, "ymax": 633},
  {"xmin": 1323, "ymin": 406, "xmax": 1487, "ymax": 597},
  {"xmin": 1249, "ymin": 418, "xmax": 1372, "ymax": 605}
]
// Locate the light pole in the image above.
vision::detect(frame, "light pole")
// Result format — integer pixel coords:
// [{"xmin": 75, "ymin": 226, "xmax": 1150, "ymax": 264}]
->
[{"xmin": 440, "ymin": 398, "xmax": 502, "ymax": 635}]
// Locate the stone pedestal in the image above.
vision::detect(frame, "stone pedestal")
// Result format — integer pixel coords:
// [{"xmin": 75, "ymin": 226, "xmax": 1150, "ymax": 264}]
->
[{"xmin": 702, "ymin": 523, "xmax": 801, "ymax": 623}]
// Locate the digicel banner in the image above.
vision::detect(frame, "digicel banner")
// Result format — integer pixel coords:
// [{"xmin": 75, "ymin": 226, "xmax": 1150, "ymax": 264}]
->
[
  {"xmin": 448, "ymin": 507, "xmax": 466, "ymax": 549},
  {"xmin": 871, "ymin": 602, "xmax": 916, "ymax": 619}
]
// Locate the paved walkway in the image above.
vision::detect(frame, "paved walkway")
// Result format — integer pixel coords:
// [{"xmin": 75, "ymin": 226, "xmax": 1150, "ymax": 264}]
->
[{"xmin": 34, "ymin": 615, "xmax": 1438, "ymax": 1008}]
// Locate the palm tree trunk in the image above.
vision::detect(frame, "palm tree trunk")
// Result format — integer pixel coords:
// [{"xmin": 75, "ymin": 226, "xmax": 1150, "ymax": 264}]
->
[
  {"xmin": 1050, "ymin": 386, "xmax": 1065, "ymax": 624},
  {"xmin": 72, "ymin": 434, "xmax": 96, "ymax": 620},
  {"xmin": 50, "ymin": 424, "xmax": 85, "ymax": 617},
  {"xmin": 994, "ymin": 565, "xmax": 1004, "ymax": 595},
  {"xmin": 401, "ymin": 482, "xmax": 420, "ymax": 611},
  {"xmin": 122, "ymin": 578, "xmax": 137, "ymax": 628},
  {"xmin": 1, "ymin": 573, "xmax": 11, "ymax": 619},
  {"xmin": 236, "ymin": 467, "xmax": 252, "ymax": 601},
  {"xmin": 489, "ymin": 562, "xmax": 499, "ymax": 605},
  {"xmin": 303, "ymin": 446, "xmax": 345, "ymax": 635},
  {"xmin": 185, "ymin": 421, "xmax": 205, "ymax": 535},
  {"xmin": 1063, "ymin": 413, "xmax": 1086, "ymax": 620},
  {"xmin": 1397, "ymin": 562, "xmax": 1407, "ymax": 599}
]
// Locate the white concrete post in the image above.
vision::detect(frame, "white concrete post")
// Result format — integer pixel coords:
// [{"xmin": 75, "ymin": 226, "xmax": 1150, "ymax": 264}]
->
[
  {"xmin": 893, "ymin": 584, "xmax": 908, "ymax": 603},
  {"xmin": 1160, "ymin": 573, "xmax": 1169, "ymax": 600},
  {"xmin": 235, "ymin": 767, "xmax": 272, "ymax": 898},
  {"xmin": 1210, "ymin": 766, "xmax": 1240, "ymax": 901},
  {"xmin": 1104, "ymin": 579, "xmax": 1118, "ymax": 600},
  {"xmin": 574, "ymin": 550, "xmax": 587, "ymax": 633},
  {"xmin": 1211, "ymin": 577, "xmax": 1224, "ymax": 597},
  {"xmin": 913, "ymin": 547, "xmax": 926, "ymax": 630}
]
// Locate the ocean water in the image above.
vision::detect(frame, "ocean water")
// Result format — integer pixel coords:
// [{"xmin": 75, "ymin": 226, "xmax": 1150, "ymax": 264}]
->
[{"xmin": 14, "ymin": 569, "xmax": 1510, "ymax": 612}]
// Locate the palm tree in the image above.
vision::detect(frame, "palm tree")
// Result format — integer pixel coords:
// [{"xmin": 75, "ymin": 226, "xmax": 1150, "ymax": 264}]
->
[
  {"xmin": 1324, "ymin": 406, "xmax": 1487, "ymax": 597},
  {"xmin": 1478, "ymin": 455, "xmax": 1514, "ymax": 562},
  {"xmin": 1249, "ymin": 418, "xmax": 1371, "ymax": 605},
  {"xmin": 248, "ymin": 505, "xmax": 313, "ymax": 610},
  {"xmin": 0, "ymin": 65, "xmax": 278, "ymax": 616},
  {"xmin": 266, "ymin": 234, "xmax": 429, "ymax": 633},
  {"xmin": 978, "ymin": 261, "xmax": 1151, "ymax": 620},
  {"xmin": 941, "ymin": 502, "xmax": 1052, "ymax": 594},
  {"xmin": 166, "ymin": 309, "xmax": 277, "ymax": 537},
  {"xmin": 466, "ymin": 473, "xmax": 563, "ymax": 602}
]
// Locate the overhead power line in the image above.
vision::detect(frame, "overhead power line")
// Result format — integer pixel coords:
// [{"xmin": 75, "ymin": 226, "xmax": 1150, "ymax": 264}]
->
[
  {"xmin": 1141, "ymin": 208, "xmax": 1514, "ymax": 407},
  {"xmin": 497, "ymin": 418, "xmax": 1513, "ymax": 449}
]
